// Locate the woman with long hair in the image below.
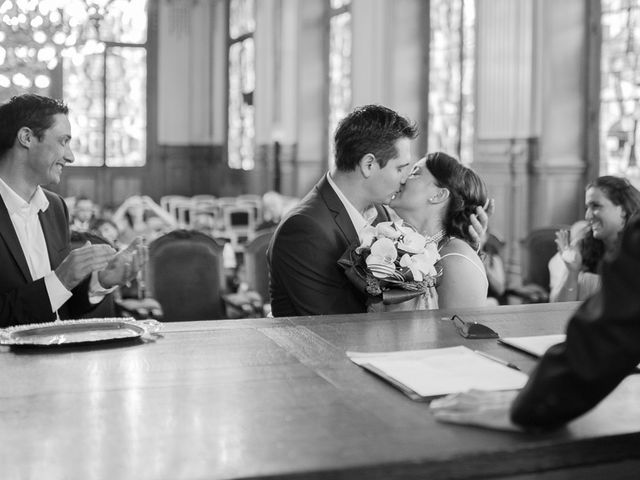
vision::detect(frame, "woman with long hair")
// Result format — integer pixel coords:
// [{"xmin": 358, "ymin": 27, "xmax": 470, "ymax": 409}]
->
[
  {"xmin": 390, "ymin": 152, "xmax": 489, "ymax": 308},
  {"xmin": 551, "ymin": 175, "xmax": 640, "ymax": 302}
]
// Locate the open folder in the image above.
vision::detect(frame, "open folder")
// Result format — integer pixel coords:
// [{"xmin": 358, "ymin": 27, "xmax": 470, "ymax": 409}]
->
[
  {"xmin": 499, "ymin": 334, "xmax": 566, "ymax": 357},
  {"xmin": 500, "ymin": 334, "xmax": 640, "ymax": 369},
  {"xmin": 347, "ymin": 346, "xmax": 529, "ymax": 401}
]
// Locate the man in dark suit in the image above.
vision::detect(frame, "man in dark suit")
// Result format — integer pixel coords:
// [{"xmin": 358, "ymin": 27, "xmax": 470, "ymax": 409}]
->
[
  {"xmin": 430, "ymin": 212, "xmax": 640, "ymax": 431},
  {"xmin": 268, "ymin": 105, "xmax": 416, "ymax": 317},
  {"xmin": 0, "ymin": 94, "xmax": 143, "ymax": 328}
]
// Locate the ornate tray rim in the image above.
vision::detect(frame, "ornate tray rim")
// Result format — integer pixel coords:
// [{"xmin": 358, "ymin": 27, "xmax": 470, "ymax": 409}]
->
[{"xmin": 0, "ymin": 317, "xmax": 161, "ymax": 346}]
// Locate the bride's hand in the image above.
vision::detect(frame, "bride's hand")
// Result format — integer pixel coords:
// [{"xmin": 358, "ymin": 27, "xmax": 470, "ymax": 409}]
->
[{"xmin": 469, "ymin": 199, "xmax": 494, "ymax": 248}]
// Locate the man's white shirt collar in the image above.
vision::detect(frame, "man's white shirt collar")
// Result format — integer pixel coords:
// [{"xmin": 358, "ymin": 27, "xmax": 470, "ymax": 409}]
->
[
  {"xmin": 326, "ymin": 172, "xmax": 374, "ymax": 235},
  {"xmin": 0, "ymin": 177, "xmax": 49, "ymax": 217}
]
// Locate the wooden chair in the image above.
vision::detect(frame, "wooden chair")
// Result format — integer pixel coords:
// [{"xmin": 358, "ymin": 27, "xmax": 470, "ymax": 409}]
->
[
  {"xmin": 221, "ymin": 204, "xmax": 256, "ymax": 251},
  {"xmin": 505, "ymin": 225, "xmax": 569, "ymax": 303},
  {"xmin": 237, "ymin": 194, "xmax": 263, "ymax": 224},
  {"xmin": 160, "ymin": 195, "xmax": 192, "ymax": 228},
  {"xmin": 148, "ymin": 230, "xmax": 227, "ymax": 321}
]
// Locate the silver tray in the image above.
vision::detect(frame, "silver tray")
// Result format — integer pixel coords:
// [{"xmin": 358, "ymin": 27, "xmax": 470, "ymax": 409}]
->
[{"xmin": 0, "ymin": 318, "xmax": 161, "ymax": 346}]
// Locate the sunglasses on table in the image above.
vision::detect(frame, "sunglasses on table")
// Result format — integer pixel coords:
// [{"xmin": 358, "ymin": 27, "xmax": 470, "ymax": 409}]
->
[{"xmin": 451, "ymin": 314, "xmax": 499, "ymax": 339}]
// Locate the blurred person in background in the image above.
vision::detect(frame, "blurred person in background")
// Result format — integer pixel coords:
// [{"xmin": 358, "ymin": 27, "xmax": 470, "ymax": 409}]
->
[
  {"xmin": 70, "ymin": 195, "xmax": 96, "ymax": 232},
  {"xmin": 551, "ymin": 176, "xmax": 640, "ymax": 302},
  {"xmin": 256, "ymin": 191, "xmax": 285, "ymax": 231}
]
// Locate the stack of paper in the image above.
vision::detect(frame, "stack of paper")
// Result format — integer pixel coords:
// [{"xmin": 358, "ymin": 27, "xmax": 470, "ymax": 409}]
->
[
  {"xmin": 500, "ymin": 334, "xmax": 640, "ymax": 369},
  {"xmin": 499, "ymin": 334, "xmax": 566, "ymax": 357},
  {"xmin": 347, "ymin": 346, "xmax": 529, "ymax": 400}
]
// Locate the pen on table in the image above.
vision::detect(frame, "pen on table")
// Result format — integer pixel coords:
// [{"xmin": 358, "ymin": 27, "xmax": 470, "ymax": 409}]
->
[{"xmin": 474, "ymin": 350, "xmax": 522, "ymax": 371}]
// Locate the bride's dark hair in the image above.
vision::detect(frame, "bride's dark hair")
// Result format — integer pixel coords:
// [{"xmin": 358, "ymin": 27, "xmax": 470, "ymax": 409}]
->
[{"xmin": 426, "ymin": 152, "xmax": 488, "ymax": 246}]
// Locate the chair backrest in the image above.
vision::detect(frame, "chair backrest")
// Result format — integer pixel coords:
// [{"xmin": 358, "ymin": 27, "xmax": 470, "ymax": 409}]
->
[
  {"xmin": 160, "ymin": 195, "xmax": 192, "ymax": 227},
  {"xmin": 243, "ymin": 228, "xmax": 275, "ymax": 302},
  {"xmin": 520, "ymin": 225, "xmax": 569, "ymax": 290},
  {"xmin": 237, "ymin": 194, "xmax": 263, "ymax": 224},
  {"xmin": 148, "ymin": 230, "xmax": 227, "ymax": 321},
  {"xmin": 190, "ymin": 196, "xmax": 223, "ymax": 236},
  {"xmin": 222, "ymin": 204, "xmax": 256, "ymax": 249}
]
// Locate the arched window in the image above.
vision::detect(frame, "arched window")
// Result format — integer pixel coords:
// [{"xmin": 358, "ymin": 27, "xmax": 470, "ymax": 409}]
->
[
  {"xmin": 227, "ymin": 0, "xmax": 255, "ymax": 170},
  {"xmin": 600, "ymin": 0, "xmax": 640, "ymax": 183},
  {"xmin": 428, "ymin": 0, "xmax": 475, "ymax": 164},
  {"xmin": 328, "ymin": 0, "xmax": 352, "ymax": 165},
  {"xmin": 0, "ymin": 0, "xmax": 148, "ymax": 168}
]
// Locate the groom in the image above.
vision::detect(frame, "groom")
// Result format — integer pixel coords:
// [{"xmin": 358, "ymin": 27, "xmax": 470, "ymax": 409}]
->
[{"xmin": 268, "ymin": 105, "xmax": 489, "ymax": 317}]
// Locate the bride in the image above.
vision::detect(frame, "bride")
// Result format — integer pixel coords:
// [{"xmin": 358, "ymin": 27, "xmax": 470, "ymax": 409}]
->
[{"xmin": 390, "ymin": 152, "xmax": 489, "ymax": 309}]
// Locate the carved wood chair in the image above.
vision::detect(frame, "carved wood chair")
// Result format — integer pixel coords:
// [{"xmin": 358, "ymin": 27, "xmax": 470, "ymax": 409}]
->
[
  {"xmin": 148, "ymin": 230, "xmax": 227, "ymax": 321},
  {"xmin": 505, "ymin": 225, "xmax": 569, "ymax": 303}
]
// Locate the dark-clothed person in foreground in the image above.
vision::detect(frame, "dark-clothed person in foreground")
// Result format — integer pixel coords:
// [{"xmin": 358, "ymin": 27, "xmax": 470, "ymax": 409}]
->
[
  {"xmin": 431, "ymin": 212, "xmax": 640, "ymax": 431},
  {"xmin": 0, "ymin": 94, "xmax": 143, "ymax": 328}
]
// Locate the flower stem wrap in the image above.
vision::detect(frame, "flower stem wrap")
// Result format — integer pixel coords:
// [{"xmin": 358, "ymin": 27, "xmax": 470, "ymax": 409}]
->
[{"xmin": 338, "ymin": 232, "xmax": 441, "ymax": 307}]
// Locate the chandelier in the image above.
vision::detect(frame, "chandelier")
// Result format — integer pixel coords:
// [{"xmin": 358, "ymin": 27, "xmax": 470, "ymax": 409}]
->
[{"xmin": 0, "ymin": 0, "xmax": 144, "ymax": 95}]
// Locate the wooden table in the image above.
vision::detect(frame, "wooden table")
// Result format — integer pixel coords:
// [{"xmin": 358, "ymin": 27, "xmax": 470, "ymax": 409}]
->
[{"xmin": 2, "ymin": 302, "xmax": 640, "ymax": 479}]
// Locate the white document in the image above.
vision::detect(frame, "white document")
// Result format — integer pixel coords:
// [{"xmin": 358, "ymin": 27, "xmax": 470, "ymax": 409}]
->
[
  {"xmin": 347, "ymin": 346, "xmax": 529, "ymax": 399},
  {"xmin": 499, "ymin": 334, "xmax": 567, "ymax": 357},
  {"xmin": 500, "ymin": 334, "xmax": 640, "ymax": 369}
]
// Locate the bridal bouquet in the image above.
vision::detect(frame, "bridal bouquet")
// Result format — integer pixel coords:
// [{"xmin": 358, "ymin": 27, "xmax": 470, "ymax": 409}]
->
[{"xmin": 338, "ymin": 221, "xmax": 441, "ymax": 308}]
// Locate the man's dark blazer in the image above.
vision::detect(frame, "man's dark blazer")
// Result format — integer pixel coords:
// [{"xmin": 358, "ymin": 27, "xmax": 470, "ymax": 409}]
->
[
  {"xmin": 0, "ymin": 189, "xmax": 93, "ymax": 328},
  {"xmin": 511, "ymin": 213, "xmax": 640, "ymax": 429},
  {"xmin": 268, "ymin": 174, "xmax": 388, "ymax": 317}
]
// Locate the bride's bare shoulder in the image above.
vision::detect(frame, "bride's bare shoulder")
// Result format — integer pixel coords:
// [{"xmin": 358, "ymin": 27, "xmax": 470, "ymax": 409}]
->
[{"xmin": 439, "ymin": 237, "xmax": 476, "ymax": 257}]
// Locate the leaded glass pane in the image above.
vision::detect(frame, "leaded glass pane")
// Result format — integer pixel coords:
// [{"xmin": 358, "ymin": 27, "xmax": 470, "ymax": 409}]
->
[
  {"xmin": 428, "ymin": 0, "xmax": 475, "ymax": 164},
  {"xmin": 328, "ymin": 11, "xmax": 352, "ymax": 164},
  {"xmin": 63, "ymin": 52, "xmax": 104, "ymax": 166},
  {"xmin": 97, "ymin": 0, "xmax": 148, "ymax": 43},
  {"xmin": 0, "ymin": 2, "xmax": 62, "ymax": 100},
  {"xmin": 600, "ymin": 1, "xmax": 640, "ymax": 184},
  {"xmin": 0, "ymin": 0, "xmax": 147, "ymax": 167},
  {"xmin": 229, "ymin": 0, "xmax": 255, "ymax": 39},
  {"xmin": 105, "ymin": 46, "xmax": 146, "ymax": 167},
  {"xmin": 330, "ymin": 0, "xmax": 352, "ymax": 9},
  {"xmin": 228, "ymin": 38, "xmax": 255, "ymax": 170}
]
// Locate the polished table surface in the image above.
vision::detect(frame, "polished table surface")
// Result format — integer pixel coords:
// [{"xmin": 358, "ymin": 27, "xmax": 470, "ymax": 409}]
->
[{"xmin": 2, "ymin": 302, "xmax": 640, "ymax": 479}]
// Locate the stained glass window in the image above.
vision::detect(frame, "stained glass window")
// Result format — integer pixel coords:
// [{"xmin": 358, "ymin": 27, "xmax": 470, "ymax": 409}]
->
[
  {"xmin": 0, "ymin": 0, "xmax": 147, "ymax": 167},
  {"xmin": 228, "ymin": 0, "xmax": 255, "ymax": 170},
  {"xmin": 601, "ymin": 0, "xmax": 640, "ymax": 184},
  {"xmin": 428, "ymin": 0, "xmax": 475, "ymax": 164},
  {"xmin": 0, "ymin": 0, "xmax": 66, "ymax": 100},
  {"xmin": 328, "ymin": 0, "xmax": 352, "ymax": 165}
]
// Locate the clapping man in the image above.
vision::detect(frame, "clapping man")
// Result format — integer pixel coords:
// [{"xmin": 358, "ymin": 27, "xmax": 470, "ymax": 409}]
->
[
  {"xmin": 268, "ymin": 104, "xmax": 491, "ymax": 317},
  {"xmin": 0, "ymin": 94, "xmax": 144, "ymax": 327}
]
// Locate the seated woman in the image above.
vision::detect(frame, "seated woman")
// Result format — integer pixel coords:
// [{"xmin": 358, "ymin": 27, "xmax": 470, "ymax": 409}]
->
[
  {"xmin": 390, "ymin": 152, "xmax": 489, "ymax": 309},
  {"xmin": 91, "ymin": 218, "xmax": 121, "ymax": 249},
  {"xmin": 550, "ymin": 176, "xmax": 640, "ymax": 302}
]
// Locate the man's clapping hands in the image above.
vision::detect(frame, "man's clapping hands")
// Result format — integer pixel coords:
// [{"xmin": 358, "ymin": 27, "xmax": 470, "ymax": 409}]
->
[{"xmin": 55, "ymin": 237, "xmax": 146, "ymax": 290}]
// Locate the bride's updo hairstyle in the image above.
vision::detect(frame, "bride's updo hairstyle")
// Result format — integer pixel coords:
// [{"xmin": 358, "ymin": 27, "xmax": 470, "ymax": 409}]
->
[{"xmin": 426, "ymin": 152, "xmax": 488, "ymax": 246}]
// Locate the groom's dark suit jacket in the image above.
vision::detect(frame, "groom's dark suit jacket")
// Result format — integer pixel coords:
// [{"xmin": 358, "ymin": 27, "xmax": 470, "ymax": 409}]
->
[
  {"xmin": 268, "ymin": 175, "xmax": 388, "ymax": 317},
  {"xmin": 1, "ymin": 189, "xmax": 93, "ymax": 328},
  {"xmin": 511, "ymin": 212, "xmax": 640, "ymax": 429}
]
